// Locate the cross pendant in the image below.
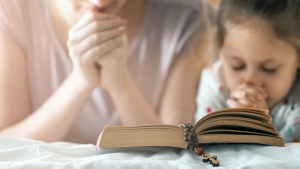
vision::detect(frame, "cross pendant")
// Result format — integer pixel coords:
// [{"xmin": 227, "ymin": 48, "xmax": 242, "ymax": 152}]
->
[{"xmin": 202, "ymin": 153, "xmax": 219, "ymax": 167}]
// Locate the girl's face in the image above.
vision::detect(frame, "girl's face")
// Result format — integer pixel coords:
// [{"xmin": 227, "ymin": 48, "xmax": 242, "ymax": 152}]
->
[{"xmin": 219, "ymin": 20, "xmax": 300, "ymax": 108}]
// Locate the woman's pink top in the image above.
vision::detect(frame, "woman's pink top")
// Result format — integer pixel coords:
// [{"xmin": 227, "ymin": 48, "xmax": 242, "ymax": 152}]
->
[{"xmin": 0, "ymin": 0, "xmax": 209, "ymax": 143}]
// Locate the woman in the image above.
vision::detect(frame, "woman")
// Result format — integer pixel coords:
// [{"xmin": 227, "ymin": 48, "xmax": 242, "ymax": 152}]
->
[{"xmin": 0, "ymin": 0, "xmax": 212, "ymax": 143}]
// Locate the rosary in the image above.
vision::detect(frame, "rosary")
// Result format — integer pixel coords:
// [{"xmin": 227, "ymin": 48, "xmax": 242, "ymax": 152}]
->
[{"xmin": 179, "ymin": 123, "xmax": 220, "ymax": 167}]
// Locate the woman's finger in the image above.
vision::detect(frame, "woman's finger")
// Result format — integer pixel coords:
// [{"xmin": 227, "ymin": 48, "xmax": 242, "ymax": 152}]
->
[
  {"xmin": 68, "ymin": 19, "xmax": 126, "ymax": 47},
  {"xmin": 71, "ymin": 10, "xmax": 115, "ymax": 33},
  {"xmin": 81, "ymin": 36, "xmax": 122, "ymax": 64},
  {"xmin": 74, "ymin": 26, "xmax": 126, "ymax": 56}
]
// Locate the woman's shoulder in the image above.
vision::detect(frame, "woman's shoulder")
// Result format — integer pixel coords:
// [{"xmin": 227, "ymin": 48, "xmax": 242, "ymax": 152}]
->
[
  {"xmin": 0, "ymin": 0, "xmax": 44, "ymax": 29},
  {"xmin": 0, "ymin": 0, "xmax": 30, "ymax": 12},
  {"xmin": 0, "ymin": 0, "xmax": 44, "ymax": 19},
  {"xmin": 144, "ymin": 0, "xmax": 210, "ymax": 33},
  {"xmin": 0, "ymin": 0, "xmax": 33, "ymax": 49},
  {"xmin": 142, "ymin": 0, "xmax": 211, "ymax": 55},
  {"xmin": 148, "ymin": 0, "xmax": 206, "ymax": 14},
  {"xmin": 148, "ymin": 0, "xmax": 204, "ymax": 7}
]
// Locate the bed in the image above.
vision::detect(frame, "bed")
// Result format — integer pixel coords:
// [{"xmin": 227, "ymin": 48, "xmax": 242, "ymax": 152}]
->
[{"xmin": 0, "ymin": 136, "xmax": 299, "ymax": 169}]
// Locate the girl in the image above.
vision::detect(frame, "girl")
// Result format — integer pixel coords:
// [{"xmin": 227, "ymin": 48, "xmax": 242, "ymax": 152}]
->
[
  {"xmin": 0, "ymin": 0, "xmax": 213, "ymax": 143},
  {"xmin": 196, "ymin": 0, "xmax": 300, "ymax": 142}
]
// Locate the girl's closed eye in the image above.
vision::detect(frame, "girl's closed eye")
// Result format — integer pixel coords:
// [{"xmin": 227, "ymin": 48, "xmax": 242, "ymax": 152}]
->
[
  {"xmin": 232, "ymin": 64, "xmax": 245, "ymax": 71},
  {"xmin": 261, "ymin": 63, "xmax": 281, "ymax": 74},
  {"xmin": 226, "ymin": 55, "xmax": 246, "ymax": 72},
  {"xmin": 261, "ymin": 66, "xmax": 278, "ymax": 73}
]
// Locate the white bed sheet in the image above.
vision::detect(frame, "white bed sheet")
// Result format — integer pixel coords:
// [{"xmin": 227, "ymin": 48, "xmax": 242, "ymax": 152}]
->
[{"xmin": 0, "ymin": 136, "xmax": 299, "ymax": 169}]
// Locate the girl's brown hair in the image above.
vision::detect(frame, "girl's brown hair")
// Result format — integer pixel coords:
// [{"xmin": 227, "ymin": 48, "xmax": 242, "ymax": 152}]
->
[{"xmin": 216, "ymin": 0, "xmax": 300, "ymax": 52}]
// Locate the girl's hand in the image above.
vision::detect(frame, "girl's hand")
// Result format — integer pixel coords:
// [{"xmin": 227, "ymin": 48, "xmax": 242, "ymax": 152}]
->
[
  {"xmin": 227, "ymin": 83, "xmax": 268, "ymax": 109},
  {"xmin": 67, "ymin": 8, "xmax": 126, "ymax": 89}
]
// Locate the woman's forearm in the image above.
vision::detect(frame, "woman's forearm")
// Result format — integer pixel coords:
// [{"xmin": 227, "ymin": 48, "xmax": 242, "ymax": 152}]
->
[
  {"xmin": 108, "ymin": 73, "xmax": 161, "ymax": 125},
  {"xmin": 0, "ymin": 72, "xmax": 94, "ymax": 142}
]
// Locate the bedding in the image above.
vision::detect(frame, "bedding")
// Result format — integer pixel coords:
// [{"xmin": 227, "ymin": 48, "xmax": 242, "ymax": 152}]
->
[{"xmin": 0, "ymin": 136, "xmax": 299, "ymax": 169}]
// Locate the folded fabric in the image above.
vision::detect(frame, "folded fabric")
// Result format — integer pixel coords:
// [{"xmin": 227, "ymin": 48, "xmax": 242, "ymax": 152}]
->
[{"xmin": 0, "ymin": 137, "xmax": 299, "ymax": 169}]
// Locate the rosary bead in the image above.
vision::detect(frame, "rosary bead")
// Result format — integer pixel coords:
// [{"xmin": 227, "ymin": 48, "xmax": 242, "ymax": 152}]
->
[
  {"xmin": 184, "ymin": 128, "xmax": 191, "ymax": 132},
  {"xmin": 195, "ymin": 147, "xmax": 204, "ymax": 156},
  {"xmin": 184, "ymin": 137, "xmax": 189, "ymax": 142},
  {"xmin": 189, "ymin": 145, "xmax": 195, "ymax": 150},
  {"xmin": 179, "ymin": 124, "xmax": 185, "ymax": 128}
]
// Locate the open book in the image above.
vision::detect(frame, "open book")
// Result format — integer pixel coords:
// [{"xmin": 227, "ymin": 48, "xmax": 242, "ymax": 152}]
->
[{"xmin": 97, "ymin": 108, "xmax": 284, "ymax": 149}]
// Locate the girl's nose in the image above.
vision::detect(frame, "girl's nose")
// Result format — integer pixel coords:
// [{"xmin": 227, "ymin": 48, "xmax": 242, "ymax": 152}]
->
[
  {"xmin": 243, "ymin": 71, "xmax": 263, "ymax": 87},
  {"xmin": 243, "ymin": 79, "xmax": 263, "ymax": 87}
]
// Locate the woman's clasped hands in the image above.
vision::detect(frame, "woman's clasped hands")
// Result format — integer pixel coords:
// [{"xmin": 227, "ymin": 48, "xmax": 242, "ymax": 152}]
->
[{"xmin": 67, "ymin": 7, "xmax": 128, "ymax": 91}]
